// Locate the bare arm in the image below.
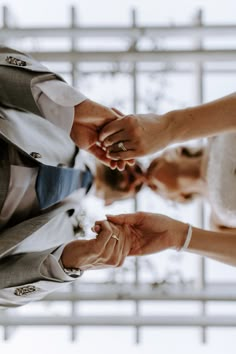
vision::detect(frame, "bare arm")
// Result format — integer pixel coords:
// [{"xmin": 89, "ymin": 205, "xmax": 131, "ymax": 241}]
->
[
  {"xmin": 104, "ymin": 212, "xmax": 236, "ymax": 267},
  {"xmin": 188, "ymin": 226, "xmax": 236, "ymax": 266},
  {"xmin": 169, "ymin": 92, "xmax": 236, "ymax": 144},
  {"xmin": 99, "ymin": 93, "xmax": 236, "ymax": 161}
]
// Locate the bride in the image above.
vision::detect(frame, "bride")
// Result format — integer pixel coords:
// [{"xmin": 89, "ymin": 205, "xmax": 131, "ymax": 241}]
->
[
  {"xmin": 94, "ymin": 93, "xmax": 236, "ymax": 266},
  {"xmin": 146, "ymin": 136, "xmax": 236, "ymax": 231}
]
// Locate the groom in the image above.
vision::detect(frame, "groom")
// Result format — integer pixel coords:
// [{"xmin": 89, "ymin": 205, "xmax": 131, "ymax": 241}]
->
[{"xmin": 0, "ymin": 46, "xmax": 135, "ymax": 308}]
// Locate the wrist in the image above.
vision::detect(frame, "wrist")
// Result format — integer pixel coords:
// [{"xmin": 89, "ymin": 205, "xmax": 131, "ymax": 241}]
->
[
  {"xmin": 74, "ymin": 98, "xmax": 93, "ymax": 121},
  {"xmin": 178, "ymin": 224, "xmax": 193, "ymax": 251},
  {"xmin": 159, "ymin": 111, "xmax": 177, "ymax": 149},
  {"xmin": 172, "ymin": 221, "xmax": 190, "ymax": 251},
  {"xmin": 61, "ymin": 241, "xmax": 79, "ymax": 269},
  {"xmin": 164, "ymin": 109, "xmax": 188, "ymax": 146},
  {"xmin": 148, "ymin": 113, "xmax": 172, "ymax": 152},
  {"xmin": 70, "ymin": 99, "xmax": 92, "ymax": 144},
  {"xmin": 58, "ymin": 258, "xmax": 84, "ymax": 278},
  {"xmin": 74, "ymin": 99, "xmax": 115, "ymax": 123}
]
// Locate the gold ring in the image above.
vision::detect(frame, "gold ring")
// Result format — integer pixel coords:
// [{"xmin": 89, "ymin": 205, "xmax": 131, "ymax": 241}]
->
[
  {"xmin": 111, "ymin": 234, "xmax": 119, "ymax": 241},
  {"xmin": 117, "ymin": 142, "xmax": 127, "ymax": 152}
]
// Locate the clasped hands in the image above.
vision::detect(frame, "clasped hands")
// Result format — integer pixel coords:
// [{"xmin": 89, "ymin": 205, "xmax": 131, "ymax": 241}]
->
[
  {"xmin": 66, "ymin": 99, "xmax": 184, "ymax": 271},
  {"xmin": 71, "ymin": 99, "xmax": 134, "ymax": 171},
  {"xmin": 71, "ymin": 99, "xmax": 169, "ymax": 171},
  {"xmin": 61, "ymin": 212, "xmax": 189, "ymax": 271}
]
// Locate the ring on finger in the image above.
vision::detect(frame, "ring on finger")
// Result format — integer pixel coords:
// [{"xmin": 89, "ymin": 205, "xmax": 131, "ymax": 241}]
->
[{"xmin": 117, "ymin": 141, "xmax": 127, "ymax": 152}]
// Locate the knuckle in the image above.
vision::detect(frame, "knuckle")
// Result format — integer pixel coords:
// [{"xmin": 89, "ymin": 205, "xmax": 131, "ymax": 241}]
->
[
  {"xmin": 136, "ymin": 211, "xmax": 144, "ymax": 219},
  {"xmin": 108, "ymin": 256, "xmax": 119, "ymax": 267},
  {"xmin": 105, "ymin": 260, "xmax": 114, "ymax": 267},
  {"xmin": 104, "ymin": 137, "xmax": 112, "ymax": 146},
  {"xmin": 136, "ymin": 125, "xmax": 143, "ymax": 138},
  {"xmin": 99, "ymin": 255, "xmax": 107, "ymax": 264},
  {"xmin": 118, "ymin": 258, "xmax": 125, "ymax": 267},
  {"xmin": 126, "ymin": 115, "xmax": 135, "ymax": 125},
  {"xmin": 139, "ymin": 142, "xmax": 146, "ymax": 154},
  {"xmin": 112, "ymin": 153, "xmax": 121, "ymax": 159},
  {"xmin": 101, "ymin": 125, "xmax": 109, "ymax": 135}
]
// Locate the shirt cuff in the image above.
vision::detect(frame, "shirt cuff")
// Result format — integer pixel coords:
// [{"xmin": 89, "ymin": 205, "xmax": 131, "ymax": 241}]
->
[
  {"xmin": 31, "ymin": 79, "xmax": 87, "ymax": 133},
  {"xmin": 40, "ymin": 245, "xmax": 76, "ymax": 282}
]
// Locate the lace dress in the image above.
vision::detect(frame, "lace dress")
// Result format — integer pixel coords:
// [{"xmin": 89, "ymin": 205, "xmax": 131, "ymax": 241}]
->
[{"xmin": 207, "ymin": 132, "xmax": 236, "ymax": 227}]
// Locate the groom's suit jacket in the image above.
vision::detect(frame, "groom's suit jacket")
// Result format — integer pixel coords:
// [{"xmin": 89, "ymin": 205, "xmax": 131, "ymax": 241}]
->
[{"xmin": 0, "ymin": 46, "xmax": 87, "ymax": 308}]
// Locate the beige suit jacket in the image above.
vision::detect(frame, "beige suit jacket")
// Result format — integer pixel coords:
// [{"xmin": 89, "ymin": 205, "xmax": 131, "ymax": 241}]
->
[{"xmin": 0, "ymin": 46, "xmax": 84, "ymax": 308}]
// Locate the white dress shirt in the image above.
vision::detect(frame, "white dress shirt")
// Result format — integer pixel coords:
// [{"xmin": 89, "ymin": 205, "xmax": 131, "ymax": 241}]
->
[{"xmin": 0, "ymin": 78, "xmax": 87, "ymax": 281}]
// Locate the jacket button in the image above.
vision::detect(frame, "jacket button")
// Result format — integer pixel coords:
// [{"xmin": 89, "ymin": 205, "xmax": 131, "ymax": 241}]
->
[
  {"xmin": 30, "ymin": 152, "xmax": 42, "ymax": 159},
  {"xmin": 14, "ymin": 285, "xmax": 38, "ymax": 296},
  {"xmin": 5, "ymin": 56, "xmax": 27, "ymax": 67}
]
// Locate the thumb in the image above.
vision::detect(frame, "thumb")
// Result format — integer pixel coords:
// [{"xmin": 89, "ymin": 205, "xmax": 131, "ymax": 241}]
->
[{"xmin": 106, "ymin": 213, "xmax": 138, "ymax": 225}]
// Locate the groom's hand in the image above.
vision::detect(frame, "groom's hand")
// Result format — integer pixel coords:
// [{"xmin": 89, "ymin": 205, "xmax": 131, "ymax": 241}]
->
[
  {"xmin": 61, "ymin": 220, "xmax": 131, "ymax": 270},
  {"xmin": 70, "ymin": 99, "xmax": 135, "ymax": 170}
]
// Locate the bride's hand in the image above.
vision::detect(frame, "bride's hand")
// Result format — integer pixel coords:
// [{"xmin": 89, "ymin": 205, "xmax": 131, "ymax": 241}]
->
[{"xmin": 99, "ymin": 113, "xmax": 170, "ymax": 160}]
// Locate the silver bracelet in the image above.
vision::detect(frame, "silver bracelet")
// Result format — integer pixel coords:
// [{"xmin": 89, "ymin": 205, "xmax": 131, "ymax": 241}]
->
[{"xmin": 179, "ymin": 224, "xmax": 192, "ymax": 251}]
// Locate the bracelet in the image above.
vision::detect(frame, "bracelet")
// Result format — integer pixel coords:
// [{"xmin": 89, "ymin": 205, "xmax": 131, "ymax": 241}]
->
[{"xmin": 179, "ymin": 224, "xmax": 192, "ymax": 251}]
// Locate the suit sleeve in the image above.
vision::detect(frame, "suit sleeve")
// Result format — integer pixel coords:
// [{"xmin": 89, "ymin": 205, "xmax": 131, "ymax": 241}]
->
[
  {"xmin": 33, "ymin": 79, "xmax": 87, "ymax": 133},
  {"xmin": 0, "ymin": 46, "xmax": 86, "ymax": 122},
  {"xmin": 0, "ymin": 207, "xmax": 79, "ymax": 308},
  {"xmin": 0, "ymin": 249, "xmax": 75, "ymax": 309}
]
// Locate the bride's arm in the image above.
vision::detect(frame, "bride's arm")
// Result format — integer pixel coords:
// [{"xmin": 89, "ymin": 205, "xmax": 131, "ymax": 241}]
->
[
  {"xmin": 168, "ymin": 92, "xmax": 236, "ymax": 144},
  {"xmin": 105, "ymin": 212, "xmax": 236, "ymax": 267},
  {"xmin": 99, "ymin": 92, "xmax": 236, "ymax": 160},
  {"xmin": 187, "ymin": 226, "xmax": 236, "ymax": 266}
]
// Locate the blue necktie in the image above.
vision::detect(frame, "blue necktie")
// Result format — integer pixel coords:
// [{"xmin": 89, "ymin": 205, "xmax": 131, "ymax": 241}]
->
[{"xmin": 36, "ymin": 164, "xmax": 93, "ymax": 209}]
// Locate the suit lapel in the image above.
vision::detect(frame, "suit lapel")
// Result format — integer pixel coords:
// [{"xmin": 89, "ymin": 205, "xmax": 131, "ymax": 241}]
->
[
  {"xmin": 0, "ymin": 108, "xmax": 76, "ymax": 168},
  {"xmin": 0, "ymin": 137, "xmax": 10, "ymax": 215},
  {"xmin": 0, "ymin": 161, "xmax": 9, "ymax": 214},
  {"xmin": 0, "ymin": 201, "xmax": 77, "ymax": 259}
]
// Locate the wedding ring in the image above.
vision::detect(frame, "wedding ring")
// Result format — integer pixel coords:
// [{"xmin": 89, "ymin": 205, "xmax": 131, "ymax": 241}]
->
[
  {"xmin": 117, "ymin": 141, "xmax": 127, "ymax": 152},
  {"xmin": 111, "ymin": 234, "xmax": 119, "ymax": 241}
]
